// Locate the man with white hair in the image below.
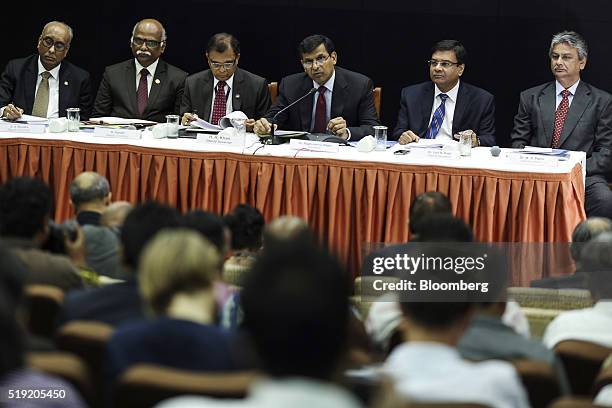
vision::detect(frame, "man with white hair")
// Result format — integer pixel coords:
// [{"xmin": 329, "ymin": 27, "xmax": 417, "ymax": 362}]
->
[
  {"xmin": 93, "ymin": 19, "xmax": 187, "ymax": 122},
  {"xmin": 511, "ymin": 31, "xmax": 612, "ymax": 218}
]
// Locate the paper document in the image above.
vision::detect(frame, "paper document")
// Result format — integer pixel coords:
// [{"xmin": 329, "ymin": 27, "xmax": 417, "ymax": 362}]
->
[
  {"xmin": 13, "ymin": 114, "xmax": 49, "ymax": 124},
  {"xmin": 89, "ymin": 117, "xmax": 157, "ymax": 126},
  {"xmin": 274, "ymin": 130, "xmax": 307, "ymax": 137},
  {"xmin": 521, "ymin": 146, "xmax": 569, "ymax": 156},
  {"xmin": 193, "ymin": 118, "xmax": 222, "ymax": 131}
]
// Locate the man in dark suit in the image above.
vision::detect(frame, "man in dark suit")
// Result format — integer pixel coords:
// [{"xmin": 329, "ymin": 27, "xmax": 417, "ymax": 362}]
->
[
  {"xmin": 180, "ymin": 33, "xmax": 270, "ymax": 128},
  {"xmin": 0, "ymin": 21, "xmax": 93, "ymax": 120},
  {"xmin": 92, "ymin": 19, "xmax": 187, "ymax": 123},
  {"xmin": 393, "ymin": 40, "xmax": 495, "ymax": 147},
  {"xmin": 511, "ymin": 31, "xmax": 612, "ymax": 218},
  {"xmin": 253, "ymin": 34, "xmax": 379, "ymax": 141}
]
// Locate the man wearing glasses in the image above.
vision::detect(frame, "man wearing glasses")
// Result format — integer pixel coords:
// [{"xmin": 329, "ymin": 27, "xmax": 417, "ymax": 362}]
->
[
  {"xmin": 181, "ymin": 33, "xmax": 271, "ymax": 127},
  {"xmin": 92, "ymin": 19, "xmax": 187, "ymax": 123},
  {"xmin": 393, "ymin": 40, "xmax": 495, "ymax": 147},
  {"xmin": 253, "ymin": 34, "xmax": 379, "ymax": 141},
  {"xmin": 0, "ymin": 21, "xmax": 93, "ymax": 120}
]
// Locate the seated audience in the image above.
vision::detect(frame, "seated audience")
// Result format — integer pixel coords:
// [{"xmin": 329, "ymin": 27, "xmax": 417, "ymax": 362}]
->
[
  {"xmin": 158, "ymin": 235, "xmax": 361, "ymax": 408},
  {"xmin": 222, "ymin": 204, "xmax": 264, "ymax": 286},
  {"xmin": 408, "ymin": 192, "xmax": 453, "ymax": 239},
  {"xmin": 106, "ymin": 229, "xmax": 239, "ymax": 384},
  {"xmin": 0, "ymin": 177, "xmax": 83, "ymax": 291},
  {"xmin": 58, "ymin": 202, "xmax": 180, "ymax": 326},
  {"xmin": 543, "ymin": 232, "xmax": 612, "ymax": 348},
  {"xmin": 100, "ymin": 201, "xmax": 133, "ymax": 235}
]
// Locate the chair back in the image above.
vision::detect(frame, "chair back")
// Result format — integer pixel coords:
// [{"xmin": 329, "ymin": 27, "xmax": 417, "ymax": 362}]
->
[
  {"xmin": 373, "ymin": 87, "xmax": 382, "ymax": 119},
  {"xmin": 268, "ymin": 82, "xmax": 278, "ymax": 104},
  {"xmin": 512, "ymin": 359, "xmax": 561, "ymax": 407},
  {"xmin": 554, "ymin": 340, "xmax": 612, "ymax": 395},
  {"xmin": 594, "ymin": 363, "xmax": 612, "ymax": 396},
  {"xmin": 548, "ymin": 396, "xmax": 602, "ymax": 408},
  {"xmin": 114, "ymin": 364, "xmax": 258, "ymax": 408},
  {"xmin": 24, "ymin": 284, "xmax": 64, "ymax": 338}
]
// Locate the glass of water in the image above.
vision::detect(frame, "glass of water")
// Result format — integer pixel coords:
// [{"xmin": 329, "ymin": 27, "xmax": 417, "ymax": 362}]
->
[
  {"xmin": 66, "ymin": 108, "xmax": 80, "ymax": 132},
  {"xmin": 373, "ymin": 125, "xmax": 387, "ymax": 151},
  {"xmin": 165, "ymin": 115, "xmax": 180, "ymax": 139}
]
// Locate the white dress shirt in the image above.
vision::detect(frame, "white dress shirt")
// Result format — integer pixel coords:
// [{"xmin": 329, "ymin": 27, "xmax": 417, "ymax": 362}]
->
[
  {"xmin": 555, "ymin": 80, "xmax": 580, "ymax": 110},
  {"xmin": 542, "ymin": 300, "xmax": 612, "ymax": 348},
  {"xmin": 135, "ymin": 58, "xmax": 159, "ymax": 96},
  {"xmin": 209, "ymin": 75, "xmax": 234, "ymax": 122},
  {"xmin": 36, "ymin": 57, "xmax": 61, "ymax": 119},
  {"xmin": 384, "ymin": 342, "xmax": 530, "ymax": 408},
  {"xmin": 428, "ymin": 80, "xmax": 460, "ymax": 141}
]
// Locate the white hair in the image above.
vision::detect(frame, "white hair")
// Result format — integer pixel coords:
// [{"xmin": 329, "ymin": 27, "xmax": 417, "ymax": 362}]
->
[
  {"xmin": 42, "ymin": 21, "xmax": 73, "ymax": 45},
  {"xmin": 550, "ymin": 31, "xmax": 588, "ymax": 60}
]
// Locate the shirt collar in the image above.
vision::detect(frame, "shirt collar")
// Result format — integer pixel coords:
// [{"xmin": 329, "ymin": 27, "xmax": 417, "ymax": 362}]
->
[
  {"xmin": 134, "ymin": 58, "xmax": 159, "ymax": 77},
  {"xmin": 434, "ymin": 80, "xmax": 460, "ymax": 102},
  {"xmin": 312, "ymin": 70, "xmax": 336, "ymax": 93},
  {"xmin": 37, "ymin": 57, "xmax": 61, "ymax": 79},
  {"xmin": 556, "ymin": 79, "xmax": 580, "ymax": 96},
  {"xmin": 213, "ymin": 74, "xmax": 234, "ymax": 91}
]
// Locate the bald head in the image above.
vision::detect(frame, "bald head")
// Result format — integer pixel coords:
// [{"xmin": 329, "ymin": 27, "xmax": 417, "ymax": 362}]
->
[
  {"xmin": 69, "ymin": 172, "xmax": 111, "ymax": 211},
  {"xmin": 571, "ymin": 217, "xmax": 612, "ymax": 262},
  {"xmin": 132, "ymin": 19, "xmax": 166, "ymax": 41}
]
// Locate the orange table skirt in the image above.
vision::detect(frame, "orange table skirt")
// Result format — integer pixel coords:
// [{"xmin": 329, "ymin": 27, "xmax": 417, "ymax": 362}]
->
[{"xmin": 0, "ymin": 138, "xmax": 586, "ymax": 282}]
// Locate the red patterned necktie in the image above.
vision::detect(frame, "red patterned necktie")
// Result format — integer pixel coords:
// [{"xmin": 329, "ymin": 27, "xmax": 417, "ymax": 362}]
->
[
  {"xmin": 211, "ymin": 81, "xmax": 227, "ymax": 125},
  {"xmin": 552, "ymin": 89, "xmax": 570, "ymax": 148},
  {"xmin": 313, "ymin": 87, "xmax": 327, "ymax": 133},
  {"xmin": 137, "ymin": 68, "xmax": 149, "ymax": 115}
]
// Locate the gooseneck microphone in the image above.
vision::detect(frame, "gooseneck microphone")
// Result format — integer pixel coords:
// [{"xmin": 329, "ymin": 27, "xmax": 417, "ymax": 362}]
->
[{"xmin": 268, "ymin": 88, "xmax": 317, "ymax": 145}]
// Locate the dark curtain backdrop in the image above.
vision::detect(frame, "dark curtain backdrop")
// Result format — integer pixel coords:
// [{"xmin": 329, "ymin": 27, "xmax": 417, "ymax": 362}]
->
[{"xmin": 3, "ymin": 0, "xmax": 612, "ymax": 146}]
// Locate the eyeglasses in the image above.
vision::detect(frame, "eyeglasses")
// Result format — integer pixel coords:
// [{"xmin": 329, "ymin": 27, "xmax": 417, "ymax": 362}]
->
[
  {"xmin": 302, "ymin": 55, "xmax": 331, "ymax": 69},
  {"xmin": 40, "ymin": 36, "xmax": 67, "ymax": 52},
  {"xmin": 427, "ymin": 59, "xmax": 461, "ymax": 68},
  {"xmin": 209, "ymin": 60, "xmax": 236, "ymax": 70},
  {"xmin": 132, "ymin": 37, "xmax": 163, "ymax": 48}
]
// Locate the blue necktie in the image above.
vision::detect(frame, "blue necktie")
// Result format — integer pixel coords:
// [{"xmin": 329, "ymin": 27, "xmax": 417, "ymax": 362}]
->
[{"xmin": 426, "ymin": 93, "xmax": 449, "ymax": 139}]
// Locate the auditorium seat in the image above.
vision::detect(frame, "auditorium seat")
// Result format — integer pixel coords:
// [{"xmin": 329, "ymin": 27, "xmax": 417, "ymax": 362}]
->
[
  {"xmin": 547, "ymin": 396, "xmax": 603, "ymax": 408},
  {"xmin": 114, "ymin": 364, "xmax": 259, "ymax": 408},
  {"xmin": 554, "ymin": 340, "xmax": 612, "ymax": 395},
  {"xmin": 512, "ymin": 359, "xmax": 561, "ymax": 407},
  {"xmin": 24, "ymin": 284, "xmax": 64, "ymax": 338},
  {"xmin": 594, "ymin": 361, "xmax": 612, "ymax": 397},
  {"xmin": 268, "ymin": 82, "xmax": 278, "ymax": 104}
]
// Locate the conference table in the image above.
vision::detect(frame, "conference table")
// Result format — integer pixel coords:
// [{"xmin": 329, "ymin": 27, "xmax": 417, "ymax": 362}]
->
[{"xmin": 0, "ymin": 129, "xmax": 586, "ymax": 284}]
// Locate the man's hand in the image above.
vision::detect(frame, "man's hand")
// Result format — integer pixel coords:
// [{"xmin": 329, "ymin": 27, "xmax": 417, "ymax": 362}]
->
[
  {"xmin": 454, "ymin": 129, "xmax": 479, "ymax": 147},
  {"xmin": 182, "ymin": 112, "xmax": 198, "ymax": 126},
  {"xmin": 328, "ymin": 117, "xmax": 348, "ymax": 139},
  {"xmin": 245, "ymin": 118, "xmax": 256, "ymax": 132},
  {"xmin": 253, "ymin": 118, "xmax": 275, "ymax": 135},
  {"xmin": 399, "ymin": 130, "xmax": 419, "ymax": 145},
  {"xmin": 2, "ymin": 104, "xmax": 24, "ymax": 121}
]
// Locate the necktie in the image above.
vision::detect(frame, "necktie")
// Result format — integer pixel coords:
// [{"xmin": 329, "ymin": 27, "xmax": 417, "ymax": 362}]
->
[
  {"xmin": 552, "ymin": 89, "xmax": 570, "ymax": 149},
  {"xmin": 31, "ymin": 71, "xmax": 51, "ymax": 118},
  {"xmin": 211, "ymin": 81, "xmax": 227, "ymax": 125},
  {"xmin": 426, "ymin": 93, "xmax": 449, "ymax": 139},
  {"xmin": 137, "ymin": 68, "xmax": 149, "ymax": 115},
  {"xmin": 313, "ymin": 87, "xmax": 327, "ymax": 133}
]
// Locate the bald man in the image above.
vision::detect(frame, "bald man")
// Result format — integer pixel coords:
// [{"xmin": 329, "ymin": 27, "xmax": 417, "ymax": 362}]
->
[
  {"xmin": 69, "ymin": 171, "xmax": 112, "ymax": 226},
  {"xmin": 93, "ymin": 19, "xmax": 188, "ymax": 122},
  {"xmin": 0, "ymin": 21, "xmax": 93, "ymax": 120}
]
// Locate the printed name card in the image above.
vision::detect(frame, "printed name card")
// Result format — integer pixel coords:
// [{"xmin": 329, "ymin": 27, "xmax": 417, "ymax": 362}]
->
[
  {"xmin": 197, "ymin": 132, "xmax": 245, "ymax": 147},
  {"xmin": 289, "ymin": 139, "xmax": 340, "ymax": 153},
  {"xmin": 93, "ymin": 127, "xmax": 142, "ymax": 139},
  {"xmin": 410, "ymin": 148, "xmax": 460, "ymax": 161},
  {"xmin": 502, "ymin": 152, "xmax": 559, "ymax": 167},
  {"xmin": 0, "ymin": 122, "xmax": 46, "ymax": 134}
]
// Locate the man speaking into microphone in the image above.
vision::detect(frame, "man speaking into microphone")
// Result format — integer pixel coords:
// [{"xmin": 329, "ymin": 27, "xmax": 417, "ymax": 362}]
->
[{"xmin": 253, "ymin": 34, "xmax": 379, "ymax": 141}]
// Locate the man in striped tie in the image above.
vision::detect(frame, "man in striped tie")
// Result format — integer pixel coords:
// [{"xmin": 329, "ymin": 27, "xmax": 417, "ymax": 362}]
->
[{"xmin": 511, "ymin": 31, "xmax": 612, "ymax": 218}]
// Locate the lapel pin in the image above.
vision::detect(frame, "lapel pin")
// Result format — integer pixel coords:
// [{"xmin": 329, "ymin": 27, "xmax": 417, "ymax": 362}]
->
[
  {"xmin": 235, "ymin": 94, "xmax": 240, "ymax": 99},
  {"xmin": 64, "ymin": 81, "xmax": 69, "ymax": 86},
  {"xmin": 155, "ymin": 79, "xmax": 161, "ymax": 84}
]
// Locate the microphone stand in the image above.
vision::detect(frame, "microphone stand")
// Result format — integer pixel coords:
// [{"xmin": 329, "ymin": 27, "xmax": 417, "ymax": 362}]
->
[{"xmin": 266, "ymin": 87, "xmax": 317, "ymax": 145}]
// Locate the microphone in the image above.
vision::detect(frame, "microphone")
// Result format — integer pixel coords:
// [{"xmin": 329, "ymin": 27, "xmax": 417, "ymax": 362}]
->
[{"xmin": 268, "ymin": 87, "xmax": 317, "ymax": 145}]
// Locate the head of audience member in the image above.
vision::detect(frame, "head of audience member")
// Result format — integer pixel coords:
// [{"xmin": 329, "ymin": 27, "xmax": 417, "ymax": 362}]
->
[
  {"xmin": 223, "ymin": 204, "xmax": 265, "ymax": 253},
  {"xmin": 429, "ymin": 40, "xmax": 466, "ymax": 93},
  {"xmin": 100, "ymin": 201, "xmax": 133, "ymax": 230},
  {"xmin": 206, "ymin": 33, "xmax": 240, "ymax": 82},
  {"xmin": 409, "ymin": 192, "xmax": 453, "ymax": 237},
  {"xmin": 570, "ymin": 217, "xmax": 612, "ymax": 270},
  {"xmin": 0, "ymin": 290, "xmax": 24, "ymax": 380},
  {"xmin": 183, "ymin": 210, "xmax": 229, "ymax": 259},
  {"xmin": 139, "ymin": 229, "xmax": 220, "ymax": 323},
  {"xmin": 0, "ymin": 177, "xmax": 52, "ymax": 246},
  {"xmin": 37, "ymin": 21, "xmax": 73, "ymax": 71},
  {"xmin": 241, "ymin": 237, "xmax": 350, "ymax": 380},
  {"xmin": 298, "ymin": 34, "xmax": 337, "ymax": 86},
  {"xmin": 399, "ymin": 301, "xmax": 475, "ymax": 346},
  {"xmin": 549, "ymin": 31, "xmax": 587, "ymax": 88},
  {"xmin": 120, "ymin": 201, "xmax": 181, "ymax": 274},
  {"xmin": 580, "ymin": 232, "xmax": 612, "ymax": 301},
  {"xmin": 263, "ymin": 215, "xmax": 313, "ymax": 248},
  {"xmin": 130, "ymin": 19, "xmax": 166, "ymax": 68},
  {"xmin": 413, "ymin": 214, "xmax": 473, "ymax": 243},
  {"xmin": 69, "ymin": 172, "xmax": 111, "ymax": 215}
]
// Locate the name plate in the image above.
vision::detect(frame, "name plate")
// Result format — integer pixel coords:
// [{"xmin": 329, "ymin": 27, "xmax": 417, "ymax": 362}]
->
[
  {"xmin": 289, "ymin": 139, "xmax": 340, "ymax": 153},
  {"xmin": 93, "ymin": 127, "xmax": 141, "ymax": 139},
  {"xmin": 0, "ymin": 122, "xmax": 46, "ymax": 134},
  {"xmin": 502, "ymin": 152, "xmax": 559, "ymax": 167},
  {"xmin": 410, "ymin": 148, "xmax": 460, "ymax": 160},
  {"xmin": 197, "ymin": 132, "xmax": 245, "ymax": 147}
]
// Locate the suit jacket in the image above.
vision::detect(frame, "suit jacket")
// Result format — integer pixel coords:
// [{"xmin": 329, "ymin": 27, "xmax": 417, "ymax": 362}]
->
[
  {"xmin": 93, "ymin": 59, "xmax": 188, "ymax": 123},
  {"xmin": 511, "ymin": 81, "xmax": 612, "ymax": 185},
  {"xmin": 392, "ymin": 81, "xmax": 496, "ymax": 146},
  {"xmin": 265, "ymin": 66, "xmax": 379, "ymax": 140},
  {"xmin": 180, "ymin": 68, "xmax": 271, "ymax": 120},
  {"xmin": 0, "ymin": 54, "xmax": 93, "ymax": 119}
]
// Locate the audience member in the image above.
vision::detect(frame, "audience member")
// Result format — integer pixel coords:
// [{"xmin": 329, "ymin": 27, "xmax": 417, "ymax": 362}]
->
[
  {"xmin": 100, "ymin": 201, "xmax": 133, "ymax": 234},
  {"xmin": 262, "ymin": 215, "xmax": 313, "ymax": 248},
  {"xmin": 408, "ymin": 192, "xmax": 453, "ymax": 239},
  {"xmin": 222, "ymin": 204, "xmax": 264, "ymax": 286}
]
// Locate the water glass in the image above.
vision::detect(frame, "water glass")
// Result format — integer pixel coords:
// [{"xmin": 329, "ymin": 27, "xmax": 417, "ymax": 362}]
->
[
  {"xmin": 373, "ymin": 126, "xmax": 387, "ymax": 151},
  {"xmin": 66, "ymin": 108, "xmax": 80, "ymax": 132},
  {"xmin": 166, "ymin": 115, "xmax": 179, "ymax": 138}
]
